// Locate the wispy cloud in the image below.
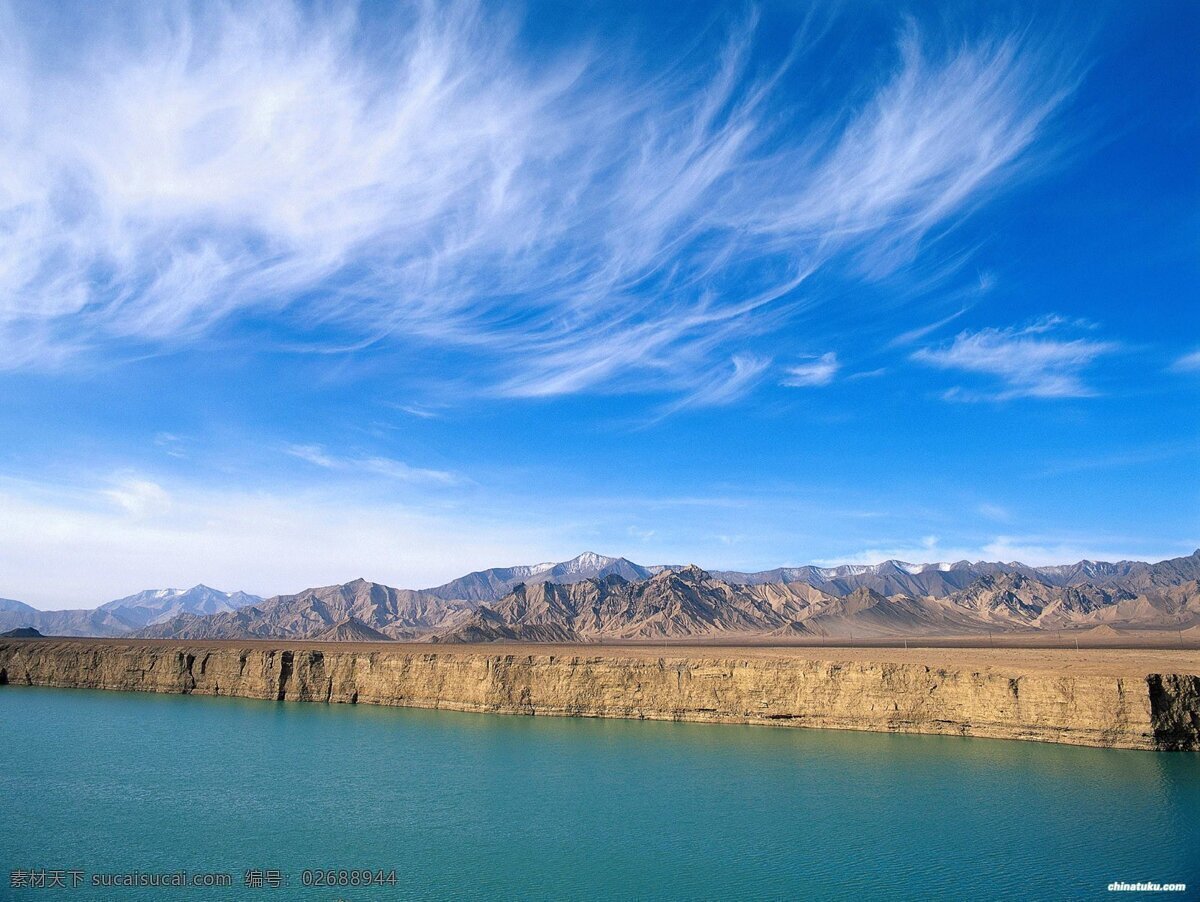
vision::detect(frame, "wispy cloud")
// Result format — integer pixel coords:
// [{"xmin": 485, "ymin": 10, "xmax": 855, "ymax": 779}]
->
[
  {"xmin": 392, "ymin": 404, "xmax": 444, "ymax": 420},
  {"xmin": 1170, "ymin": 349, "xmax": 1200, "ymax": 373},
  {"xmin": 782, "ymin": 352, "xmax": 839, "ymax": 387},
  {"xmin": 817, "ymin": 534, "xmax": 1177, "ymax": 568},
  {"xmin": 889, "ymin": 307, "xmax": 970, "ymax": 347},
  {"xmin": 284, "ymin": 444, "xmax": 458, "ymax": 485},
  {"xmin": 359, "ymin": 457, "xmax": 459, "ymax": 485},
  {"xmin": 977, "ymin": 502, "xmax": 1011, "ymax": 522},
  {"xmin": 102, "ymin": 475, "xmax": 173, "ymax": 518},
  {"xmin": 0, "ymin": 2, "xmax": 1077, "ymax": 404},
  {"xmin": 659, "ymin": 354, "xmax": 772, "ymax": 415},
  {"xmin": 1034, "ymin": 441, "xmax": 1200, "ymax": 477},
  {"xmin": 912, "ymin": 316, "xmax": 1117, "ymax": 400},
  {"xmin": 813, "ymin": 534, "xmax": 941, "ymax": 566},
  {"xmin": 153, "ymin": 432, "xmax": 188, "ymax": 459},
  {"xmin": 847, "ymin": 367, "xmax": 888, "ymax": 381},
  {"xmin": 284, "ymin": 444, "xmax": 339, "ymax": 469}
]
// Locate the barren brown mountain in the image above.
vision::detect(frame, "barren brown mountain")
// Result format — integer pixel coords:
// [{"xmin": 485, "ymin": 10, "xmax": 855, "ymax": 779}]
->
[
  {"xmin": 139, "ymin": 579, "xmax": 469, "ymax": 641},
  {"xmin": 36, "ymin": 550, "xmax": 1200, "ymax": 643},
  {"xmin": 434, "ymin": 561, "xmax": 1200, "ymax": 643}
]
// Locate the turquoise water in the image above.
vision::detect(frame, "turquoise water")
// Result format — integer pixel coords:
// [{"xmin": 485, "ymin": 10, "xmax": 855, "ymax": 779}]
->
[{"xmin": 1, "ymin": 688, "xmax": 1198, "ymax": 901}]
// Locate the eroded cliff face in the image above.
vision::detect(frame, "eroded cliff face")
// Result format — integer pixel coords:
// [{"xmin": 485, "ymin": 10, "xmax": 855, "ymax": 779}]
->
[{"xmin": 1, "ymin": 640, "xmax": 1197, "ymax": 751}]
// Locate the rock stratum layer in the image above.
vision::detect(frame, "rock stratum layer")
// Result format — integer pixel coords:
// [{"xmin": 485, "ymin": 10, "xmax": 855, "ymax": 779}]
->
[{"xmin": 2, "ymin": 640, "xmax": 1198, "ymax": 751}]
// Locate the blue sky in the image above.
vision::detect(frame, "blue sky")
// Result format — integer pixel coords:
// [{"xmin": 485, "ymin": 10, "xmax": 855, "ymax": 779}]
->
[{"xmin": 0, "ymin": 0, "xmax": 1196, "ymax": 607}]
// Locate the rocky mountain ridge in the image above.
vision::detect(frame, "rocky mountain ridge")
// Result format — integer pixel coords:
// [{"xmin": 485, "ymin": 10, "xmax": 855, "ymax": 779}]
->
[
  {"xmin": 137, "ymin": 555, "xmax": 1200, "ymax": 643},
  {"xmin": 426, "ymin": 549, "xmax": 1200, "ymax": 602},
  {"xmin": 421, "ymin": 552, "xmax": 655, "ymax": 601},
  {"xmin": 5, "ymin": 551, "xmax": 1198, "ymax": 640},
  {"xmin": 433, "ymin": 567, "xmax": 1200, "ymax": 643},
  {"xmin": 98, "ymin": 585, "xmax": 263, "ymax": 627},
  {"xmin": 139, "ymin": 579, "xmax": 471, "ymax": 641},
  {"xmin": 0, "ymin": 585, "xmax": 262, "ymax": 637}
]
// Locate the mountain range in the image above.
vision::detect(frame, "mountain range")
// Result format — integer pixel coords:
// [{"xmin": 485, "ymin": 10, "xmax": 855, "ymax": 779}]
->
[
  {"xmin": 433, "ymin": 564, "xmax": 1200, "ymax": 643},
  {"xmin": 423, "ymin": 550, "xmax": 1200, "ymax": 602},
  {"xmin": 4, "ymin": 550, "xmax": 1199, "ymax": 641},
  {"xmin": 139, "ymin": 579, "xmax": 470, "ymax": 641},
  {"xmin": 0, "ymin": 585, "xmax": 262, "ymax": 637},
  {"xmin": 421, "ymin": 551, "xmax": 657, "ymax": 601}
]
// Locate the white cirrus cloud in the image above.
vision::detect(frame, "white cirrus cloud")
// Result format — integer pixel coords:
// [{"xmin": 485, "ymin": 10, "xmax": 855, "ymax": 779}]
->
[
  {"xmin": 782, "ymin": 352, "xmax": 839, "ymax": 387},
  {"xmin": 817, "ymin": 534, "xmax": 1177, "ymax": 568},
  {"xmin": 101, "ymin": 476, "xmax": 173, "ymax": 518},
  {"xmin": 1170, "ymin": 349, "xmax": 1200, "ymax": 372},
  {"xmin": 284, "ymin": 444, "xmax": 459, "ymax": 485},
  {"xmin": 977, "ymin": 502, "xmax": 1012, "ymax": 522},
  {"xmin": 284, "ymin": 444, "xmax": 339, "ymax": 469},
  {"xmin": 0, "ymin": 2, "xmax": 1077, "ymax": 404},
  {"xmin": 658, "ymin": 354, "xmax": 773, "ymax": 416},
  {"xmin": 912, "ymin": 316, "xmax": 1118, "ymax": 400}
]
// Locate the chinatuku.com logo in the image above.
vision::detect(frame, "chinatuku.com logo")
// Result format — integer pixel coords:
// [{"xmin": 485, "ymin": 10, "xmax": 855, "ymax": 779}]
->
[{"xmin": 1108, "ymin": 881, "xmax": 1187, "ymax": 893}]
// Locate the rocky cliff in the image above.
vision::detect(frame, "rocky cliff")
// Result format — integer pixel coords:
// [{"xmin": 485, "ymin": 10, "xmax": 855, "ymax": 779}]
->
[{"xmin": 1, "ymin": 640, "xmax": 1197, "ymax": 751}]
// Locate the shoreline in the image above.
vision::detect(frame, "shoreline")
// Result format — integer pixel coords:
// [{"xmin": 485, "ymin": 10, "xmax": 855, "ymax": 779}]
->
[{"xmin": 2, "ymin": 638, "xmax": 1198, "ymax": 751}]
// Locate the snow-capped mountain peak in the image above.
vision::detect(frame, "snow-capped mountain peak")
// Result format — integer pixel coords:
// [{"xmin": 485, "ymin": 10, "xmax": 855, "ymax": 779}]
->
[
  {"xmin": 559, "ymin": 552, "xmax": 618, "ymax": 573},
  {"xmin": 97, "ymin": 585, "xmax": 263, "ymax": 627}
]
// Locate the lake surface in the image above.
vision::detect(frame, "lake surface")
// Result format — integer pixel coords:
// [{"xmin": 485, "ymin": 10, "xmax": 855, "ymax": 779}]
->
[{"xmin": 1, "ymin": 687, "xmax": 1197, "ymax": 900}]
